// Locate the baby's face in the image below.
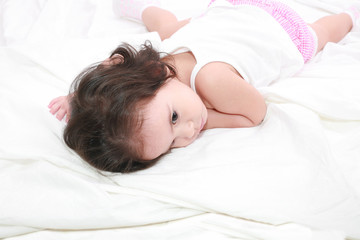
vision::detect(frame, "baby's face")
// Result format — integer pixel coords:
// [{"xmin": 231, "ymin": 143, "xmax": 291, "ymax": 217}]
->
[{"xmin": 140, "ymin": 78, "xmax": 208, "ymax": 160}]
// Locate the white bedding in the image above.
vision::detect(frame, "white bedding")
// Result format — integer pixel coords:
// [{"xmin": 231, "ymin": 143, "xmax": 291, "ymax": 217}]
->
[{"xmin": 1, "ymin": 0, "xmax": 359, "ymax": 239}]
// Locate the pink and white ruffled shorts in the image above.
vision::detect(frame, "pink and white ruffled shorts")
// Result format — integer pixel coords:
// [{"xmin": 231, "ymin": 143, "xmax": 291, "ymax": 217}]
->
[{"xmin": 209, "ymin": 0, "xmax": 318, "ymax": 62}]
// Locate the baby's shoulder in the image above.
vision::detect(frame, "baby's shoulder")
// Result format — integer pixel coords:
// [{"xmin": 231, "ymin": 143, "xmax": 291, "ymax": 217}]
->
[
  {"xmin": 196, "ymin": 62, "xmax": 242, "ymax": 89},
  {"xmin": 195, "ymin": 62, "xmax": 244, "ymax": 106},
  {"xmin": 197, "ymin": 62, "xmax": 233, "ymax": 76}
]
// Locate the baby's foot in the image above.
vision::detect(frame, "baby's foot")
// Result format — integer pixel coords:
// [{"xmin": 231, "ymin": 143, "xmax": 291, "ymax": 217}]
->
[
  {"xmin": 208, "ymin": 0, "xmax": 216, "ymax": 7},
  {"xmin": 345, "ymin": 6, "xmax": 360, "ymax": 29},
  {"xmin": 113, "ymin": 0, "xmax": 161, "ymax": 21}
]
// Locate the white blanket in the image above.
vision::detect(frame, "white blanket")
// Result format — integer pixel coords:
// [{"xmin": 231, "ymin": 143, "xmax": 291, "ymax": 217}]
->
[{"xmin": 1, "ymin": 0, "xmax": 359, "ymax": 239}]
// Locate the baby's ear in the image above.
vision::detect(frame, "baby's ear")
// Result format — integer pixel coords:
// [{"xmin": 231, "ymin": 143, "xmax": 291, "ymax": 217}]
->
[{"xmin": 102, "ymin": 54, "xmax": 124, "ymax": 66}]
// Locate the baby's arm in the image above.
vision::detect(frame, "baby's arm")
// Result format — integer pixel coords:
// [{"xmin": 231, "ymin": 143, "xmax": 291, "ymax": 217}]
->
[
  {"xmin": 197, "ymin": 64, "xmax": 267, "ymax": 129},
  {"xmin": 205, "ymin": 108, "xmax": 260, "ymax": 129}
]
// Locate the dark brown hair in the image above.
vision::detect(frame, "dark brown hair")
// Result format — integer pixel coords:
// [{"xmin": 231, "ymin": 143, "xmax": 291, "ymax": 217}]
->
[{"xmin": 64, "ymin": 42, "xmax": 176, "ymax": 173}]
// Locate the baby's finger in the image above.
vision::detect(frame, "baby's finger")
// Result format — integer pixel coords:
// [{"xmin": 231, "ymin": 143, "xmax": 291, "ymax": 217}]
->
[
  {"xmin": 49, "ymin": 103, "xmax": 61, "ymax": 115},
  {"xmin": 56, "ymin": 109, "xmax": 66, "ymax": 121},
  {"xmin": 48, "ymin": 97, "xmax": 62, "ymax": 108},
  {"xmin": 65, "ymin": 113, "xmax": 71, "ymax": 123}
]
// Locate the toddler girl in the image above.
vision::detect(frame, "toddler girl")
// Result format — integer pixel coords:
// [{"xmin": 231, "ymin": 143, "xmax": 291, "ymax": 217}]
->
[{"xmin": 49, "ymin": 0, "xmax": 358, "ymax": 173}]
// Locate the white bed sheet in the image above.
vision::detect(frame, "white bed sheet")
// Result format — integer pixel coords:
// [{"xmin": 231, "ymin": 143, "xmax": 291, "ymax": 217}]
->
[{"xmin": 1, "ymin": 0, "xmax": 360, "ymax": 239}]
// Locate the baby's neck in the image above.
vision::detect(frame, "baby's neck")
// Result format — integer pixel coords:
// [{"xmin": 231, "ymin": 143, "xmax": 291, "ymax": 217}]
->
[{"xmin": 165, "ymin": 51, "xmax": 196, "ymax": 87}]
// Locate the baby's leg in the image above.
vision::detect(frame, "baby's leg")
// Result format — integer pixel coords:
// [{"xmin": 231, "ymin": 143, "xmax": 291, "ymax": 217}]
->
[
  {"xmin": 142, "ymin": 7, "xmax": 190, "ymax": 40},
  {"xmin": 113, "ymin": 0, "xmax": 189, "ymax": 40},
  {"xmin": 309, "ymin": 12, "xmax": 356, "ymax": 53}
]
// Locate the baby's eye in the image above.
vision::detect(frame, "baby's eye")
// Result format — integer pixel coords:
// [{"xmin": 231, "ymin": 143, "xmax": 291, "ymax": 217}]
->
[{"xmin": 171, "ymin": 111, "xmax": 178, "ymax": 124}]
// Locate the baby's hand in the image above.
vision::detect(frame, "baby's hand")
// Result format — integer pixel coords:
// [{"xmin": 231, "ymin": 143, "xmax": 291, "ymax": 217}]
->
[{"xmin": 48, "ymin": 95, "xmax": 72, "ymax": 122}]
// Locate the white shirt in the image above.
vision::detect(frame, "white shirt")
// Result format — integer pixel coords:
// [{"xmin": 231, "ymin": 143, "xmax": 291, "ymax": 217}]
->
[{"xmin": 160, "ymin": 0, "xmax": 304, "ymax": 91}]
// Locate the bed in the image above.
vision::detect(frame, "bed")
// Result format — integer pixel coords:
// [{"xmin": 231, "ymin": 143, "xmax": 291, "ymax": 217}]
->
[{"xmin": 1, "ymin": 0, "xmax": 359, "ymax": 239}]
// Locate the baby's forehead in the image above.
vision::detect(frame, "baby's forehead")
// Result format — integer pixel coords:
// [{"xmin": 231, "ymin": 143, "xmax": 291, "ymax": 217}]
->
[
  {"xmin": 139, "ymin": 98, "xmax": 171, "ymax": 160},
  {"xmin": 140, "ymin": 127, "xmax": 170, "ymax": 160}
]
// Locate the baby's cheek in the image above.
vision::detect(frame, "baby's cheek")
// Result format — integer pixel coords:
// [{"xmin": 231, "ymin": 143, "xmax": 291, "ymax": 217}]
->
[{"xmin": 173, "ymin": 138, "xmax": 196, "ymax": 149}]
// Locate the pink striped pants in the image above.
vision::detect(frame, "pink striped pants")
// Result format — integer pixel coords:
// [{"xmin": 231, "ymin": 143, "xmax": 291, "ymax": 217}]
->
[{"xmin": 208, "ymin": 0, "xmax": 317, "ymax": 62}]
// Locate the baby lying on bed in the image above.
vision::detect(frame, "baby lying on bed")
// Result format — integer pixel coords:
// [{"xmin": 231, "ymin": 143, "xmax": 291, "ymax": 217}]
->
[{"xmin": 48, "ymin": 0, "xmax": 358, "ymax": 173}]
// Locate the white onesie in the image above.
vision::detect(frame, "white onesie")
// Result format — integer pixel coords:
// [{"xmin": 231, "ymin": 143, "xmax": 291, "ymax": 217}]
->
[{"xmin": 160, "ymin": 0, "xmax": 304, "ymax": 91}]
